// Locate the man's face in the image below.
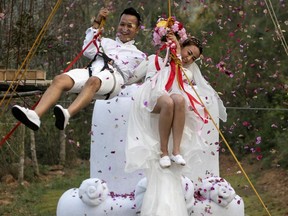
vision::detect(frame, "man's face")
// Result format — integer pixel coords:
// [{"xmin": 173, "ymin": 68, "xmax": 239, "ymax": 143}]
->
[{"xmin": 117, "ymin": 14, "xmax": 139, "ymax": 43}]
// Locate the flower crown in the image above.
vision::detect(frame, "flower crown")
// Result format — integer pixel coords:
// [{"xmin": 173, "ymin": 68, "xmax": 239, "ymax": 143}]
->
[{"xmin": 152, "ymin": 17, "xmax": 188, "ymax": 47}]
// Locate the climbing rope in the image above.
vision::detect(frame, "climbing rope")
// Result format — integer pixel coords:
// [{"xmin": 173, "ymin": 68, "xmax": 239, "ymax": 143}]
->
[
  {"xmin": 264, "ymin": 0, "xmax": 288, "ymax": 55},
  {"xmin": 182, "ymin": 69, "xmax": 272, "ymax": 216},
  {"xmin": 152, "ymin": 0, "xmax": 274, "ymax": 212},
  {"xmin": 164, "ymin": 0, "xmax": 273, "ymax": 215},
  {"xmin": 62, "ymin": 19, "xmax": 105, "ymax": 73},
  {"xmin": 0, "ymin": 0, "xmax": 63, "ymax": 146},
  {"xmin": 0, "ymin": 0, "xmax": 63, "ymax": 115},
  {"xmin": 1, "ymin": 3, "xmax": 106, "ymax": 146}
]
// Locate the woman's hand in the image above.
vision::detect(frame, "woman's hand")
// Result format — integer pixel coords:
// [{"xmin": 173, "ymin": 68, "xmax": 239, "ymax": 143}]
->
[{"xmin": 166, "ymin": 31, "xmax": 181, "ymax": 55}]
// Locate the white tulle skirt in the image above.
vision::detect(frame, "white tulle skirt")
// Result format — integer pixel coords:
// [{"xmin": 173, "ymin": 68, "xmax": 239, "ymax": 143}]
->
[
  {"xmin": 125, "ymin": 65, "xmax": 209, "ymax": 174},
  {"xmin": 125, "ymin": 64, "xmax": 212, "ymax": 215}
]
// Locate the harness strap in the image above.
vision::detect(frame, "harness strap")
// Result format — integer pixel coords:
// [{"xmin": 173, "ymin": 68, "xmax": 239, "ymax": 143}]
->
[
  {"xmin": 63, "ymin": 31, "xmax": 101, "ymax": 73},
  {"xmin": 98, "ymin": 52, "xmax": 114, "ymax": 73},
  {"xmin": 86, "ymin": 45, "xmax": 117, "ymax": 100},
  {"xmin": 104, "ymin": 71, "xmax": 117, "ymax": 100},
  {"xmin": 87, "ymin": 43, "xmax": 114, "ymax": 77}
]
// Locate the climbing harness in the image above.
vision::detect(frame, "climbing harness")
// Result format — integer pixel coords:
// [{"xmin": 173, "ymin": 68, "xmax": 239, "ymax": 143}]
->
[{"xmin": 84, "ymin": 38, "xmax": 119, "ymax": 100}]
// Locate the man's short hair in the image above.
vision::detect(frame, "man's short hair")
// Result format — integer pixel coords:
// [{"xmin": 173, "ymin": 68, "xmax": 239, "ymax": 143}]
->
[{"xmin": 120, "ymin": 7, "xmax": 142, "ymax": 26}]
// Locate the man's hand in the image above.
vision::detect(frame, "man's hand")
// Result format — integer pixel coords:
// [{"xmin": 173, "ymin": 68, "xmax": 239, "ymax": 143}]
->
[
  {"xmin": 92, "ymin": 7, "xmax": 110, "ymax": 29},
  {"xmin": 96, "ymin": 7, "xmax": 110, "ymax": 23}
]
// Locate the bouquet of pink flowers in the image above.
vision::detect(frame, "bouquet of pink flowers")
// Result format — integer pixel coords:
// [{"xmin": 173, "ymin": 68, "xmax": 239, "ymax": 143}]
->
[{"xmin": 152, "ymin": 17, "xmax": 188, "ymax": 47}]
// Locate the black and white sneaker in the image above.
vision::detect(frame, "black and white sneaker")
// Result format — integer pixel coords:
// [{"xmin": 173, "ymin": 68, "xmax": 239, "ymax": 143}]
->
[
  {"xmin": 12, "ymin": 105, "xmax": 41, "ymax": 131},
  {"xmin": 53, "ymin": 104, "xmax": 70, "ymax": 130}
]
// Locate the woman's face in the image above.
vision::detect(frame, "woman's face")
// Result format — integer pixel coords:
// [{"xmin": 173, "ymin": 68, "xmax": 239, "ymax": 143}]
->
[{"xmin": 181, "ymin": 45, "xmax": 200, "ymax": 67}]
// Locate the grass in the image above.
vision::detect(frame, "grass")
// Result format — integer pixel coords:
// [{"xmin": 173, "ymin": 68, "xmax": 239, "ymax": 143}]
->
[
  {"xmin": 0, "ymin": 161, "xmax": 89, "ymax": 216},
  {"xmin": 1, "ymin": 157, "xmax": 287, "ymax": 216},
  {"xmin": 220, "ymin": 155, "xmax": 288, "ymax": 216},
  {"xmin": 225, "ymin": 176, "xmax": 288, "ymax": 216}
]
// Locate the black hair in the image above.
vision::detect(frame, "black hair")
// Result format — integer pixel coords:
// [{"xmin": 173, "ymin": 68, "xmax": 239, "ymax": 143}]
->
[
  {"xmin": 120, "ymin": 7, "xmax": 142, "ymax": 26},
  {"xmin": 181, "ymin": 36, "xmax": 203, "ymax": 54}
]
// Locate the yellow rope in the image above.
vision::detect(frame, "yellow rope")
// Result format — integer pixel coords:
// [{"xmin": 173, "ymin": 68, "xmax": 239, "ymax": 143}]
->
[
  {"xmin": 182, "ymin": 68, "xmax": 272, "ymax": 216},
  {"xmin": 264, "ymin": 0, "xmax": 288, "ymax": 55},
  {"xmin": 164, "ymin": 0, "xmax": 272, "ymax": 214},
  {"xmin": 99, "ymin": 18, "xmax": 106, "ymax": 31},
  {"xmin": 172, "ymin": 48, "xmax": 272, "ymax": 215},
  {"xmin": 168, "ymin": 0, "xmax": 171, "ymax": 18},
  {"xmin": 0, "ymin": 0, "xmax": 63, "ymax": 115}
]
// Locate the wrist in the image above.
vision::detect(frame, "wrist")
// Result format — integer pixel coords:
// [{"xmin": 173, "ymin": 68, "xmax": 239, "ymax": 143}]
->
[
  {"xmin": 93, "ymin": 19, "xmax": 101, "ymax": 25},
  {"xmin": 92, "ymin": 19, "xmax": 101, "ymax": 29}
]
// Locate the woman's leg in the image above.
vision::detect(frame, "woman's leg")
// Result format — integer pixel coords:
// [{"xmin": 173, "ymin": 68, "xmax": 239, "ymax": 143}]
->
[
  {"xmin": 170, "ymin": 94, "xmax": 186, "ymax": 156},
  {"xmin": 152, "ymin": 95, "xmax": 174, "ymax": 157}
]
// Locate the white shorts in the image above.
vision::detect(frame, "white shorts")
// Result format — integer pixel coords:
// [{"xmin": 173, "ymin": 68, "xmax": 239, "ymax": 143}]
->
[{"xmin": 65, "ymin": 67, "xmax": 124, "ymax": 100}]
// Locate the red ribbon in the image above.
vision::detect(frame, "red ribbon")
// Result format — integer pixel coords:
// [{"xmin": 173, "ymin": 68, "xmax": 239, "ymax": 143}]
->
[{"xmin": 155, "ymin": 45, "xmax": 208, "ymax": 124}]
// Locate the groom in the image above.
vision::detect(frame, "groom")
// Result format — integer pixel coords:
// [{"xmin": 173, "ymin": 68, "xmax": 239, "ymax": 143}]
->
[{"xmin": 12, "ymin": 7, "xmax": 146, "ymax": 131}]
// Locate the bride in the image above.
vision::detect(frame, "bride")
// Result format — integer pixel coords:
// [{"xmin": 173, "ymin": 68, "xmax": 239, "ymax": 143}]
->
[{"xmin": 125, "ymin": 17, "xmax": 227, "ymax": 216}]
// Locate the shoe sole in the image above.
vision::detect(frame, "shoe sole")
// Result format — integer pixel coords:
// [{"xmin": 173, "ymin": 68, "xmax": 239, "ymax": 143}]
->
[
  {"xmin": 171, "ymin": 159, "xmax": 186, "ymax": 166},
  {"xmin": 160, "ymin": 164, "xmax": 171, "ymax": 168},
  {"xmin": 11, "ymin": 106, "xmax": 39, "ymax": 131},
  {"xmin": 54, "ymin": 106, "xmax": 65, "ymax": 130}
]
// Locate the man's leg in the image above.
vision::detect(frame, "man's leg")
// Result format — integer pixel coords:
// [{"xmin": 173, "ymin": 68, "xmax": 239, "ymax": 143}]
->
[
  {"xmin": 53, "ymin": 76, "xmax": 101, "ymax": 130},
  {"xmin": 67, "ymin": 76, "xmax": 101, "ymax": 117},
  {"xmin": 35, "ymin": 74, "xmax": 74, "ymax": 117},
  {"xmin": 12, "ymin": 73, "xmax": 75, "ymax": 130},
  {"xmin": 53, "ymin": 68, "xmax": 123, "ymax": 130}
]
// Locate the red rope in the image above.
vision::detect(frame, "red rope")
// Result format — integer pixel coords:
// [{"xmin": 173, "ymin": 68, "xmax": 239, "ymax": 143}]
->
[
  {"xmin": 63, "ymin": 32, "xmax": 101, "ymax": 73},
  {"xmin": 0, "ymin": 122, "xmax": 21, "ymax": 147},
  {"xmin": 1, "ymin": 100, "xmax": 39, "ymax": 147},
  {"xmin": 1, "ymin": 32, "xmax": 102, "ymax": 147}
]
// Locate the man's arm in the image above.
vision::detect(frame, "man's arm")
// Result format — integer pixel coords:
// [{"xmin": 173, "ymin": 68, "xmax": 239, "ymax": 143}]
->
[
  {"xmin": 91, "ymin": 7, "xmax": 109, "ymax": 29},
  {"xmin": 125, "ymin": 58, "xmax": 148, "ymax": 85},
  {"xmin": 83, "ymin": 8, "xmax": 110, "ymax": 59}
]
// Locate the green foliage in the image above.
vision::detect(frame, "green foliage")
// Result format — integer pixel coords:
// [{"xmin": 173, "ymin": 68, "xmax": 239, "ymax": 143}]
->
[{"xmin": 275, "ymin": 131, "xmax": 288, "ymax": 168}]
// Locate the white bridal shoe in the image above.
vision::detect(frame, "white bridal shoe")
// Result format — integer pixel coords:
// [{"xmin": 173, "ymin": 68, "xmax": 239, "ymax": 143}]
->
[
  {"xmin": 159, "ymin": 155, "xmax": 171, "ymax": 168},
  {"xmin": 170, "ymin": 154, "xmax": 186, "ymax": 166}
]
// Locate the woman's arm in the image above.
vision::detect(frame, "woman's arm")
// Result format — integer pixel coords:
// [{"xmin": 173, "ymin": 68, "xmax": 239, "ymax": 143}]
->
[{"xmin": 166, "ymin": 31, "xmax": 181, "ymax": 58}]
